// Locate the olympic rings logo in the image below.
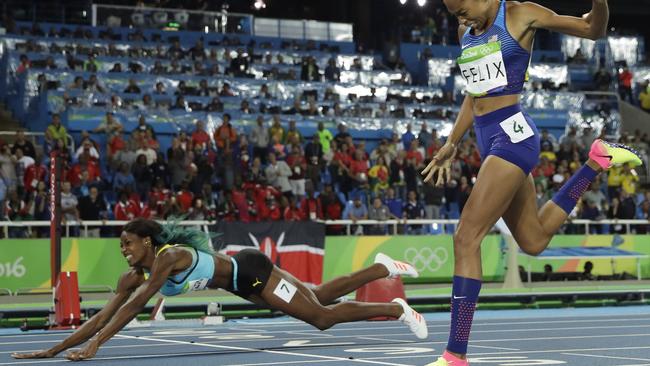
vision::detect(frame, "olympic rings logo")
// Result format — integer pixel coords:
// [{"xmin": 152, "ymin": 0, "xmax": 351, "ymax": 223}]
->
[{"xmin": 404, "ymin": 247, "xmax": 449, "ymax": 272}]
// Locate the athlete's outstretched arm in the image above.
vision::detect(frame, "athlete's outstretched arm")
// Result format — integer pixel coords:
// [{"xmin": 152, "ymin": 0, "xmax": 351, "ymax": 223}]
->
[
  {"xmin": 422, "ymin": 25, "xmax": 475, "ymax": 184},
  {"xmin": 65, "ymin": 254, "xmax": 174, "ymax": 361},
  {"xmin": 11, "ymin": 270, "xmax": 142, "ymax": 359},
  {"xmin": 519, "ymin": 0, "xmax": 609, "ymax": 40}
]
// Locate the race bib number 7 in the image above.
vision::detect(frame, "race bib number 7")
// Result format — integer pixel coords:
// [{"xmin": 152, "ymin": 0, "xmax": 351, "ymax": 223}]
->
[
  {"xmin": 273, "ymin": 278, "xmax": 297, "ymax": 303},
  {"xmin": 458, "ymin": 41, "xmax": 508, "ymax": 96}
]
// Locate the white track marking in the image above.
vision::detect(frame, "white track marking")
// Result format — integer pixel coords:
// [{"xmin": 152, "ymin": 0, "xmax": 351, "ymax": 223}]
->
[
  {"xmin": 561, "ymin": 353, "xmax": 650, "ymax": 362},
  {"xmin": 115, "ymin": 334, "xmax": 413, "ymax": 366},
  {"xmin": 469, "ymin": 345, "xmax": 520, "ymax": 351}
]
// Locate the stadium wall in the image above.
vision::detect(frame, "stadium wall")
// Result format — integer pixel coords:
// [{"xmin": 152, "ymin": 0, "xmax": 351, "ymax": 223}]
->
[{"xmin": 0, "ymin": 235, "xmax": 649, "ymax": 293}]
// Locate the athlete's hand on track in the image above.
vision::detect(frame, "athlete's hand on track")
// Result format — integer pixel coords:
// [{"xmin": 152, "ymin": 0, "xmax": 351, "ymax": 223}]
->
[
  {"xmin": 65, "ymin": 341, "xmax": 99, "ymax": 361},
  {"xmin": 11, "ymin": 349, "xmax": 56, "ymax": 359},
  {"xmin": 421, "ymin": 143, "xmax": 457, "ymax": 186}
]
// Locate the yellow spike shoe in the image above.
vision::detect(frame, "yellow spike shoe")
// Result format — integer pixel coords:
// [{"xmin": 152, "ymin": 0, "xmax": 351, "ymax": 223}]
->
[{"xmin": 588, "ymin": 139, "xmax": 643, "ymax": 169}]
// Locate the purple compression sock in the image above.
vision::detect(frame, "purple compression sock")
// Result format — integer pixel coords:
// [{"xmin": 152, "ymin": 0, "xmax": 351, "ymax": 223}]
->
[
  {"xmin": 447, "ymin": 275, "xmax": 482, "ymax": 355},
  {"xmin": 552, "ymin": 165, "xmax": 599, "ymax": 214}
]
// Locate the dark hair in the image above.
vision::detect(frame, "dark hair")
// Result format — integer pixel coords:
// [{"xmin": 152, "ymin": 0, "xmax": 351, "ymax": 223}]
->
[{"xmin": 123, "ymin": 217, "xmax": 215, "ymax": 254}]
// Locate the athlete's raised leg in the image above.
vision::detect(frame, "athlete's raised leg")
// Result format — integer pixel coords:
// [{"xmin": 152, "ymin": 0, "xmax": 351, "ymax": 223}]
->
[
  {"xmin": 313, "ymin": 253, "xmax": 417, "ymax": 305},
  {"xmin": 260, "ymin": 267, "xmax": 428, "ymax": 339},
  {"xmin": 503, "ymin": 140, "xmax": 642, "ymax": 255}
]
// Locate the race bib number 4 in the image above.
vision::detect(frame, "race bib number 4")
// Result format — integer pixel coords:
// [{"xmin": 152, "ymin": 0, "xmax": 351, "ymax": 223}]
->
[
  {"xmin": 499, "ymin": 112, "xmax": 534, "ymax": 143},
  {"xmin": 458, "ymin": 41, "xmax": 507, "ymax": 96}
]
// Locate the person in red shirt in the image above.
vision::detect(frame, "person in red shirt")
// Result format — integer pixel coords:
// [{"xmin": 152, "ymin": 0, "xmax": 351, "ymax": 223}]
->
[
  {"xmin": 68, "ymin": 155, "xmax": 101, "ymax": 188},
  {"xmin": 349, "ymin": 149, "xmax": 369, "ymax": 177},
  {"xmin": 149, "ymin": 179, "xmax": 171, "ymax": 213},
  {"xmin": 175, "ymin": 181, "xmax": 194, "ymax": 213},
  {"xmin": 23, "ymin": 162, "xmax": 47, "ymax": 194},
  {"xmin": 283, "ymin": 196, "xmax": 304, "ymax": 221},
  {"xmin": 300, "ymin": 188, "xmax": 323, "ymax": 220},
  {"xmin": 405, "ymin": 140, "xmax": 424, "ymax": 166},
  {"xmin": 618, "ymin": 66, "xmax": 633, "ymax": 103},
  {"xmin": 191, "ymin": 120, "xmax": 211, "ymax": 151},
  {"xmin": 240, "ymin": 190, "xmax": 260, "ymax": 222},
  {"xmin": 16, "ymin": 54, "xmax": 31, "ymax": 74},
  {"xmin": 349, "ymin": 149, "xmax": 369, "ymax": 190},
  {"xmin": 532, "ymin": 156, "xmax": 556, "ymax": 179},
  {"xmin": 259, "ymin": 193, "xmax": 281, "ymax": 221},
  {"xmin": 217, "ymin": 190, "xmax": 239, "ymax": 222},
  {"xmin": 114, "ymin": 191, "xmax": 140, "ymax": 221},
  {"xmin": 213, "ymin": 114, "xmax": 237, "ymax": 151},
  {"xmin": 320, "ymin": 184, "xmax": 344, "ymax": 234},
  {"xmin": 139, "ymin": 200, "xmax": 160, "ymax": 220},
  {"xmin": 333, "ymin": 142, "xmax": 352, "ymax": 168},
  {"xmin": 108, "ymin": 130, "xmax": 126, "ymax": 161},
  {"xmin": 286, "ymin": 145, "xmax": 307, "ymax": 197}
]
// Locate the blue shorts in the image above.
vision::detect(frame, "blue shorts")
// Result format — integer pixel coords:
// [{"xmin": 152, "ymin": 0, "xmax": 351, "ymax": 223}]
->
[{"xmin": 474, "ymin": 104, "xmax": 540, "ymax": 175}]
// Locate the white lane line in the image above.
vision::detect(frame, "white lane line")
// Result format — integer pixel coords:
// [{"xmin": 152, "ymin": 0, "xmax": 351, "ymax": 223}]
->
[
  {"xmin": 0, "ymin": 350, "xmax": 302, "ymax": 365},
  {"xmin": 1, "ymin": 315, "xmax": 649, "ymax": 340},
  {"xmin": 332, "ymin": 342, "xmax": 650, "ymax": 366},
  {"xmin": 469, "ymin": 345, "xmax": 520, "ymax": 351},
  {"xmin": 115, "ymin": 323, "xmax": 650, "ymax": 340},
  {"xmin": 220, "ymin": 316, "xmax": 650, "ymax": 329},
  {"xmin": 355, "ymin": 336, "xmax": 413, "ymax": 344},
  {"xmin": 561, "ymin": 353, "xmax": 650, "ymax": 362},
  {"xmin": 429, "ymin": 332, "xmax": 650, "ymax": 345},
  {"xmin": 222, "ymin": 360, "xmax": 340, "ymax": 366},
  {"xmin": 0, "ymin": 360, "xmax": 64, "ymax": 365},
  {"xmin": 116, "ymin": 334, "xmax": 413, "ymax": 366}
]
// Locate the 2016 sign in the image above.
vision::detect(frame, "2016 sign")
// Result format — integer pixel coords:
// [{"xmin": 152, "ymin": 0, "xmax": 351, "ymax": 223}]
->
[{"xmin": 0, "ymin": 257, "xmax": 26, "ymax": 278}]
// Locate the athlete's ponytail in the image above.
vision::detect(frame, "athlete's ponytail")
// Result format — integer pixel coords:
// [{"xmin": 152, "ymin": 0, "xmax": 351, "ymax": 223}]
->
[{"xmin": 123, "ymin": 217, "xmax": 216, "ymax": 254}]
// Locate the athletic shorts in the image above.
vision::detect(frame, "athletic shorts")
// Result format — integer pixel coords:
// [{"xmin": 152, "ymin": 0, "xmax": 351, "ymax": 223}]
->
[
  {"xmin": 474, "ymin": 104, "xmax": 540, "ymax": 175},
  {"xmin": 227, "ymin": 249, "xmax": 274, "ymax": 298}
]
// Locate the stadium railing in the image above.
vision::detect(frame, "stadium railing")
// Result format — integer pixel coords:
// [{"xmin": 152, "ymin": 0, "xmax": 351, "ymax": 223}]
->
[{"xmin": 0, "ymin": 219, "xmax": 648, "ymax": 238}]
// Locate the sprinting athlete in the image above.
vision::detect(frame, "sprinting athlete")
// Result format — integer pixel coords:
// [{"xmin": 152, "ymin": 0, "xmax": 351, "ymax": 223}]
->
[
  {"xmin": 420, "ymin": 0, "xmax": 641, "ymax": 364},
  {"xmin": 12, "ymin": 218, "xmax": 427, "ymax": 361}
]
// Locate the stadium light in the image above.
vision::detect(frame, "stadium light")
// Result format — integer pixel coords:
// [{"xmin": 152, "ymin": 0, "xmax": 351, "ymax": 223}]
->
[
  {"xmin": 253, "ymin": 0, "xmax": 266, "ymax": 10},
  {"xmin": 417, "ymin": 0, "xmax": 427, "ymax": 7},
  {"xmin": 399, "ymin": 0, "xmax": 407, "ymax": 5}
]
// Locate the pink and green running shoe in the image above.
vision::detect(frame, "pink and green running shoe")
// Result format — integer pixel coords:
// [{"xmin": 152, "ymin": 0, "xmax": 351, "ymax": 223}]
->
[{"xmin": 588, "ymin": 139, "xmax": 642, "ymax": 169}]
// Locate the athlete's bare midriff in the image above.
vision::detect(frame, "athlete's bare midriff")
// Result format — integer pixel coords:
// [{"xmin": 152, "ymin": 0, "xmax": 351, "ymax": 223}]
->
[
  {"xmin": 208, "ymin": 253, "xmax": 233, "ymax": 289},
  {"xmin": 473, "ymin": 93, "xmax": 520, "ymax": 117}
]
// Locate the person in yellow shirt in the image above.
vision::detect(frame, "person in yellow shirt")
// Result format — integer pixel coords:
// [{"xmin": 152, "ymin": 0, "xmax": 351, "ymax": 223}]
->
[
  {"xmin": 268, "ymin": 115, "xmax": 285, "ymax": 143},
  {"xmin": 539, "ymin": 142, "xmax": 557, "ymax": 162},
  {"xmin": 316, "ymin": 121, "xmax": 333, "ymax": 153},
  {"xmin": 607, "ymin": 165, "xmax": 623, "ymax": 198},
  {"xmin": 639, "ymin": 81, "xmax": 650, "ymax": 113},
  {"xmin": 285, "ymin": 120, "xmax": 302, "ymax": 145},
  {"xmin": 45, "ymin": 113, "xmax": 68, "ymax": 147},
  {"xmin": 620, "ymin": 163, "xmax": 639, "ymax": 195}
]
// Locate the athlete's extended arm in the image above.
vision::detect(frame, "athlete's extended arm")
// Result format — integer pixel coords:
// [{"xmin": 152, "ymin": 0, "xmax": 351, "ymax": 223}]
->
[
  {"xmin": 422, "ymin": 26, "xmax": 475, "ymax": 185},
  {"xmin": 65, "ymin": 254, "xmax": 175, "ymax": 361},
  {"xmin": 11, "ymin": 270, "xmax": 142, "ymax": 359},
  {"xmin": 518, "ymin": 0, "xmax": 609, "ymax": 40}
]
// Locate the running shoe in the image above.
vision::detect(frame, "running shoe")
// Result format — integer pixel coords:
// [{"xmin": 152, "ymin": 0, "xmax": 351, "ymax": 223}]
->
[
  {"xmin": 392, "ymin": 298, "xmax": 428, "ymax": 339},
  {"xmin": 375, "ymin": 253, "xmax": 419, "ymax": 278},
  {"xmin": 589, "ymin": 139, "xmax": 642, "ymax": 169},
  {"xmin": 425, "ymin": 351, "xmax": 469, "ymax": 366}
]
